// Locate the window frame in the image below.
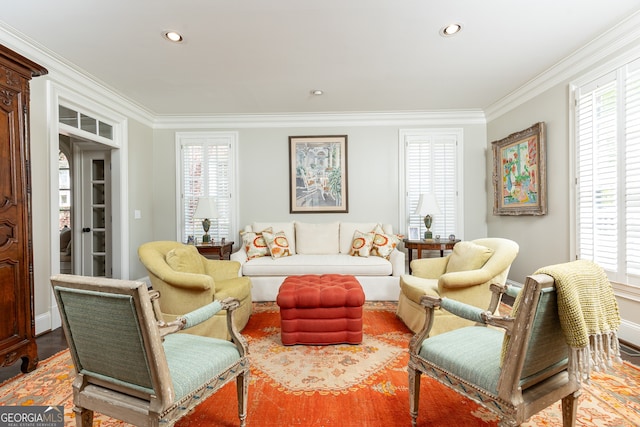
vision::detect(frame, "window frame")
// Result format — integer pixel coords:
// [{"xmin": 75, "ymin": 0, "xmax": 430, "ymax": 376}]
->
[
  {"xmin": 399, "ymin": 128, "xmax": 463, "ymax": 240},
  {"xmin": 571, "ymin": 52, "xmax": 640, "ymax": 292},
  {"xmin": 175, "ymin": 131, "xmax": 239, "ymax": 245}
]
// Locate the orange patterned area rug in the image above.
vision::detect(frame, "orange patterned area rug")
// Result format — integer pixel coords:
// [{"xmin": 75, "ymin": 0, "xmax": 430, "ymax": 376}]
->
[{"xmin": 1, "ymin": 302, "xmax": 639, "ymax": 427}]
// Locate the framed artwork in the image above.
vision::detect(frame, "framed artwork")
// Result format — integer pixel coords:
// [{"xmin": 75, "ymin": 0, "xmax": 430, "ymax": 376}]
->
[
  {"xmin": 408, "ymin": 226, "xmax": 420, "ymax": 241},
  {"xmin": 492, "ymin": 122, "xmax": 547, "ymax": 216},
  {"xmin": 289, "ymin": 135, "xmax": 348, "ymax": 213}
]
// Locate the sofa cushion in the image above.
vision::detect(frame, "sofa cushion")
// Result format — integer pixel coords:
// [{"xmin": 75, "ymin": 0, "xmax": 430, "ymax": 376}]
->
[
  {"xmin": 240, "ymin": 227, "xmax": 272, "ymax": 260},
  {"xmin": 242, "ymin": 254, "xmax": 392, "ymax": 277},
  {"xmin": 446, "ymin": 241, "xmax": 494, "ymax": 273},
  {"xmin": 263, "ymin": 230, "xmax": 292, "ymax": 259},
  {"xmin": 349, "ymin": 230, "xmax": 374, "ymax": 257},
  {"xmin": 295, "ymin": 221, "xmax": 340, "ymax": 254},
  {"xmin": 339, "ymin": 222, "xmax": 380, "ymax": 254},
  {"xmin": 165, "ymin": 245, "xmax": 205, "ymax": 274},
  {"xmin": 370, "ymin": 224, "xmax": 400, "ymax": 259},
  {"xmin": 252, "ymin": 222, "xmax": 296, "ymax": 254}
]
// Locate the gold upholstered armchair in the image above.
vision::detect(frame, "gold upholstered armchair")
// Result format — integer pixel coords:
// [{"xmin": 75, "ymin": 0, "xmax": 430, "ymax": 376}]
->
[
  {"xmin": 138, "ymin": 241, "xmax": 252, "ymax": 340},
  {"xmin": 408, "ymin": 260, "xmax": 621, "ymax": 427},
  {"xmin": 397, "ymin": 238, "xmax": 519, "ymax": 335},
  {"xmin": 51, "ymin": 274, "xmax": 249, "ymax": 427}
]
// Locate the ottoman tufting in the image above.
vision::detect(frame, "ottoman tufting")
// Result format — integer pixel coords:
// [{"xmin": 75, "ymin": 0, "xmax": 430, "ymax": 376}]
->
[{"xmin": 276, "ymin": 274, "xmax": 365, "ymax": 345}]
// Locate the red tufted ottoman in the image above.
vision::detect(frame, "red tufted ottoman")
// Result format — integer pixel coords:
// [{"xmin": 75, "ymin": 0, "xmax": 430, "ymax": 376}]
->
[{"xmin": 276, "ymin": 274, "xmax": 365, "ymax": 345}]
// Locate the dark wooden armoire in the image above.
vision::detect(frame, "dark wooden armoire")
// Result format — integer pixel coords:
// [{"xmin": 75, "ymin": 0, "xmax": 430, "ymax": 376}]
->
[{"xmin": 0, "ymin": 45, "xmax": 47, "ymax": 373}]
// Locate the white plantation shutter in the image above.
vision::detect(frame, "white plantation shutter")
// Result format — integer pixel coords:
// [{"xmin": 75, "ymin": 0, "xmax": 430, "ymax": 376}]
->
[
  {"xmin": 626, "ymin": 59, "xmax": 640, "ymax": 277},
  {"xmin": 405, "ymin": 131, "xmax": 458, "ymax": 238},
  {"xmin": 575, "ymin": 57, "xmax": 640, "ymax": 285},
  {"xmin": 178, "ymin": 133, "xmax": 235, "ymax": 244}
]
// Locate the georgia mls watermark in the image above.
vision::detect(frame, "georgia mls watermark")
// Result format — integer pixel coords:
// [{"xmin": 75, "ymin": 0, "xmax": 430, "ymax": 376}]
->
[{"xmin": 0, "ymin": 406, "xmax": 64, "ymax": 427}]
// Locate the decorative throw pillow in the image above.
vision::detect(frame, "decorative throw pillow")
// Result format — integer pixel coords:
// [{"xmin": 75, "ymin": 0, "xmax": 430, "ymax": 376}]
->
[
  {"xmin": 262, "ymin": 230, "xmax": 292, "ymax": 259},
  {"xmin": 446, "ymin": 241, "xmax": 494, "ymax": 273},
  {"xmin": 240, "ymin": 227, "xmax": 273, "ymax": 260},
  {"xmin": 349, "ymin": 230, "xmax": 374, "ymax": 257},
  {"xmin": 165, "ymin": 245, "xmax": 204, "ymax": 274},
  {"xmin": 370, "ymin": 224, "xmax": 400, "ymax": 259}
]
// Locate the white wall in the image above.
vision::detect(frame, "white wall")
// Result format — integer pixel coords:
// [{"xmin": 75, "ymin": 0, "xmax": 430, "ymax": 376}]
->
[
  {"xmin": 150, "ymin": 121, "xmax": 488, "ymax": 257},
  {"xmin": 486, "ymin": 44, "xmax": 640, "ymax": 347}
]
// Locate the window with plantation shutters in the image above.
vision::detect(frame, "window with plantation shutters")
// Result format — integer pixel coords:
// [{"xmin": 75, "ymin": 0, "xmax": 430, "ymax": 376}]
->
[
  {"xmin": 177, "ymin": 132, "xmax": 237, "ymax": 244},
  {"xmin": 402, "ymin": 129, "xmax": 460, "ymax": 239},
  {"xmin": 575, "ymin": 57, "xmax": 640, "ymax": 286}
]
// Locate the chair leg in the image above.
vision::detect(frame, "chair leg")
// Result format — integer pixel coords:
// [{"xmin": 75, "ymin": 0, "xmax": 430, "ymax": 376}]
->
[
  {"xmin": 237, "ymin": 369, "xmax": 249, "ymax": 427},
  {"xmin": 408, "ymin": 366, "xmax": 421, "ymax": 427},
  {"xmin": 73, "ymin": 406, "xmax": 93, "ymax": 427},
  {"xmin": 561, "ymin": 390, "xmax": 581, "ymax": 427}
]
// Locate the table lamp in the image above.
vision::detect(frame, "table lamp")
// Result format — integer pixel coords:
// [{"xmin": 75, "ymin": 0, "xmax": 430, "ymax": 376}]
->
[
  {"xmin": 193, "ymin": 197, "xmax": 218, "ymax": 244},
  {"xmin": 414, "ymin": 193, "xmax": 441, "ymax": 240}
]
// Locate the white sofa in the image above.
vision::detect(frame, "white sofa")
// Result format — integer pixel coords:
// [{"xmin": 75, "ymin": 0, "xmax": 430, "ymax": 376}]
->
[{"xmin": 231, "ymin": 221, "xmax": 405, "ymax": 301}]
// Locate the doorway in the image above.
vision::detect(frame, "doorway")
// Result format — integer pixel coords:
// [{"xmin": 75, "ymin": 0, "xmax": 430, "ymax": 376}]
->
[{"xmin": 58, "ymin": 135, "xmax": 113, "ymax": 277}]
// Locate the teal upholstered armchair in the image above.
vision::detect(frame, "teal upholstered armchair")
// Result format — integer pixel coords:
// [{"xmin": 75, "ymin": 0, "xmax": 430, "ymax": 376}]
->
[
  {"xmin": 51, "ymin": 274, "xmax": 249, "ymax": 427},
  {"xmin": 409, "ymin": 274, "xmax": 580, "ymax": 426}
]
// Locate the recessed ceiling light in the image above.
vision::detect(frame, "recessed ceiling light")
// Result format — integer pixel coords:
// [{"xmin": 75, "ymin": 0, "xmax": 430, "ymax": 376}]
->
[
  {"xmin": 440, "ymin": 23, "xmax": 462, "ymax": 37},
  {"xmin": 162, "ymin": 31, "xmax": 184, "ymax": 43},
  {"xmin": 310, "ymin": 89, "xmax": 324, "ymax": 96}
]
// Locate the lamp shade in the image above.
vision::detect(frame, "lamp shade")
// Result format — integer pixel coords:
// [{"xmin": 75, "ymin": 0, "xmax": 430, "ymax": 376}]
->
[
  {"xmin": 414, "ymin": 193, "xmax": 442, "ymax": 216},
  {"xmin": 193, "ymin": 197, "xmax": 219, "ymax": 219}
]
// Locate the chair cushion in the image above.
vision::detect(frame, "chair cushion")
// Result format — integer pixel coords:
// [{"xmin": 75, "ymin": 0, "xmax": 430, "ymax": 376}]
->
[
  {"xmin": 165, "ymin": 245, "xmax": 205, "ymax": 274},
  {"xmin": 163, "ymin": 333, "xmax": 241, "ymax": 400},
  {"xmin": 419, "ymin": 326, "xmax": 504, "ymax": 394},
  {"xmin": 446, "ymin": 241, "xmax": 494, "ymax": 273}
]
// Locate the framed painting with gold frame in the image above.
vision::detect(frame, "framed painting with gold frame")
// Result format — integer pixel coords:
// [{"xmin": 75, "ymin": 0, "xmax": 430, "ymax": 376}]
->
[{"xmin": 492, "ymin": 122, "xmax": 547, "ymax": 216}]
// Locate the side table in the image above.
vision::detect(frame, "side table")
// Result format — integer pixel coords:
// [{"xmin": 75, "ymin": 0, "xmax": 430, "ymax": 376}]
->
[
  {"xmin": 196, "ymin": 241, "xmax": 234, "ymax": 260},
  {"xmin": 403, "ymin": 238, "xmax": 460, "ymax": 273}
]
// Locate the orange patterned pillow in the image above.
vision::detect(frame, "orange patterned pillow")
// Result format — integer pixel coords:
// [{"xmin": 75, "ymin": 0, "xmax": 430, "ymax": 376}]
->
[
  {"xmin": 349, "ymin": 230, "xmax": 374, "ymax": 257},
  {"xmin": 240, "ymin": 227, "xmax": 272, "ymax": 260},
  {"xmin": 370, "ymin": 224, "xmax": 400, "ymax": 259},
  {"xmin": 262, "ymin": 230, "xmax": 292, "ymax": 259}
]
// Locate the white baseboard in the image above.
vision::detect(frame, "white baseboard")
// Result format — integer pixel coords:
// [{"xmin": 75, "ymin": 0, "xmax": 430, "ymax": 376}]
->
[
  {"xmin": 619, "ymin": 319, "xmax": 640, "ymax": 348},
  {"xmin": 35, "ymin": 312, "xmax": 52, "ymax": 336}
]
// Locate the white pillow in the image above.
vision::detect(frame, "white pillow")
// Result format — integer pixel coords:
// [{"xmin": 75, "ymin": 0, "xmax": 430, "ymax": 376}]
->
[{"xmin": 295, "ymin": 221, "xmax": 340, "ymax": 254}]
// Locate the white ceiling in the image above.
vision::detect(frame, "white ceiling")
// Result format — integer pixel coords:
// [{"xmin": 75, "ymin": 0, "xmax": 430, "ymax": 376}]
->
[{"xmin": 2, "ymin": 1, "xmax": 640, "ymax": 116}]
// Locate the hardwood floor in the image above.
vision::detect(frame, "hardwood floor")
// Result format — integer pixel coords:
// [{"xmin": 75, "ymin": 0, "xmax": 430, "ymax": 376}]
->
[
  {"xmin": 1, "ymin": 326, "xmax": 638, "ymax": 385},
  {"xmin": 0, "ymin": 328, "xmax": 68, "ymax": 383}
]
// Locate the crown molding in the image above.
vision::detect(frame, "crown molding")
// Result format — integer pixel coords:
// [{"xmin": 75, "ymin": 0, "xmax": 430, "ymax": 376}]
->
[
  {"xmin": 153, "ymin": 110, "xmax": 486, "ymax": 129},
  {"xmin": 0, "ymin": 22, "xmax": 155, "ymax": 127},
  {"xmin": 485, "ymin": 10, "xmax": 640, "ymax": 122}
]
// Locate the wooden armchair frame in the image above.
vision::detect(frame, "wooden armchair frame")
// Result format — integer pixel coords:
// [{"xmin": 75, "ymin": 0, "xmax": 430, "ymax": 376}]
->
[
  {"xmin": 51, "ymin": 274, "xmax": 249, "ymax": 427},
  {"xmin": 408, "ymin": 275, "xmax": 581, "ymax": 427}
]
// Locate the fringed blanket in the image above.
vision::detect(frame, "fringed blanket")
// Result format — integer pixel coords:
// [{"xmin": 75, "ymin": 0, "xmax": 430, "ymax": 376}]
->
[{"xmin": 535, "ymin": 260, "xmax": 622, "ymax": 383}]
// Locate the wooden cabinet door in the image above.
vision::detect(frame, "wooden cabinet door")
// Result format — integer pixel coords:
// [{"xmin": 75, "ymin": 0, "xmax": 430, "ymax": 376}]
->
[{"xmin": 0, "ymin": 45, "xmax": 46, "ymax": 373}]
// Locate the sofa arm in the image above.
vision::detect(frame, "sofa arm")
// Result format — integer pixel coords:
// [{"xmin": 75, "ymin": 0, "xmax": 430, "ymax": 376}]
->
[
  {"xmin": 389, "ymin": 249, "xmax": 406, "ymax": 276},
  {"xmin": 230, "ymin": 249, "xmax": 248, "ymax": 277}
]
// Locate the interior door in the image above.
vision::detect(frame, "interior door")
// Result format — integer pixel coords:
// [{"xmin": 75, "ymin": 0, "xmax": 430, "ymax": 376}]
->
[{"xmin": 78, "ymin": 149, "xmax": 112, "ymax": 277}]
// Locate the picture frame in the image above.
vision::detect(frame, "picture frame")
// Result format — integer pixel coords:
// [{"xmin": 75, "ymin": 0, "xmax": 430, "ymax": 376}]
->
[
  {"xmin": 289, "ymin": 135, "xmax": 348, "ymax": 213},
  {"xmin": 408, "ymin": 226, "xmax": 420, "ymax": 241},
  {"xmin": 492, "ymin": 122, "xmax": 547, "ymax": 216}
]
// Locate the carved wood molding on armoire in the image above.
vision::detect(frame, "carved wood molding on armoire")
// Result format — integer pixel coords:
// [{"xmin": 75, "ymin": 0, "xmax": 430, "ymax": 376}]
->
[{"xmin": 0, "ymin": 44, "xmax": 47, "ymax": 373}]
